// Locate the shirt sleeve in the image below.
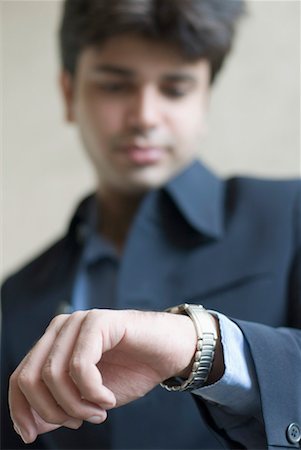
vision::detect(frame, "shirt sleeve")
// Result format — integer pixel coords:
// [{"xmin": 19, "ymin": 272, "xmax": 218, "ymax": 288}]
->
[{"xmin": 193, "ymin": 312, "xmax": 267, "ymax": 449}]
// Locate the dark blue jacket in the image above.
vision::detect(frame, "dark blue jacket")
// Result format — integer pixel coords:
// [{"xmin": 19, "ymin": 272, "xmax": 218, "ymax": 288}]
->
[{"xmin": 2, "ymin": 161, "xmax": 301, "ymax": 449}]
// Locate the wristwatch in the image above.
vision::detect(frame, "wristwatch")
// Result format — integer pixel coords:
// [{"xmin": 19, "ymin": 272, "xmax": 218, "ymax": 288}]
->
[{"xmin": 160, "ymin": 303, "xmax": 218, "ymax": 392}]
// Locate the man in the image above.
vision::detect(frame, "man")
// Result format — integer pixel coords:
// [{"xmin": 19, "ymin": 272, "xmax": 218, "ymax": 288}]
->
[{"xmin": 2, "ymin": 1, "xmax": 301, "ymax": 449}]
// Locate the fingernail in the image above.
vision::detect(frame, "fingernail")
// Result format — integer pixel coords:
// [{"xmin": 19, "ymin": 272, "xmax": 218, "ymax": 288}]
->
[
  {"xmin": 86, "ymin": 415, "xmax": 103, "ymax": 424},
  {"xmin": 13, "ymin": 423, "xmax": 20, "ymax": 435}
]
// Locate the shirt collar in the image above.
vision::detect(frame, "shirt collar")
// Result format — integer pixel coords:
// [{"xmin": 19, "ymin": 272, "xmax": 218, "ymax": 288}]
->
[
  {"xmin": 71, "ymin": 194, "xmax": 117, "ymax": 265},
  {"xmin": 70, "ymin": 159, "xmax": 225, "ymax": 261},
  {"xmin": 164, "ymin": 160, "xmax": 225, "ymax": 239}
]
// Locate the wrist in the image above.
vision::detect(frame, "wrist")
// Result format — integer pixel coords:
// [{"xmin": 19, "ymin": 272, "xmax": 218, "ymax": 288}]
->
[
  {"xmin": 176, "ymin": 314, "xmax": 224, "ymax": 382},
  {"xmin": 174, "ymin": 315, "xmax": 198, "ymax": 378},
  {"xmin": 161, "ymin": 304, "xmax": 224, "ymax": 391}
]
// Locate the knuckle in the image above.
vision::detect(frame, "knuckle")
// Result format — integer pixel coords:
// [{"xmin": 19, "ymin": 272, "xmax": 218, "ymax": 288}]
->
[
  {"xmin": 88, "ymin": 308, "xmax": 99, "ymax": 314},
  {"xmin": 51, "ymin": 313, "xmax": 67, "ymax": 325},
  {"xmin": 70, "ymin": 310, "xmax": 86, "ymax": 320},
  {"xmin": 48, "ymin": 314, "xmax": 69, "ymax": 330},
  {"xmin": 69, "ymin": 356, "xmax": 86, "ymax": 377},
  {"xmin": 9, "ymin": 370, "xmax": 18, "ymax": 387},
  {"xmin": 17, "ymin": 368, "xmax": 35, "ymax": 391},
  {"xmin": 41, "ymin": 360, "xmax": 59, "ymax": 384},
  {"xmin": 86, "ymin": 309, "xmax": 102, "ymax": 320},
  {"xmin": 70, "ymin": 311, "xmax": 82, "ymax": 319}
]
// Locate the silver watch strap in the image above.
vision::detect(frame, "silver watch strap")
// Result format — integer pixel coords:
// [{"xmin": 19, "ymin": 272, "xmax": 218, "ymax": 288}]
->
[{"xmin": 160, "ymin": 303, "xmax": 218, "ymax": 392}]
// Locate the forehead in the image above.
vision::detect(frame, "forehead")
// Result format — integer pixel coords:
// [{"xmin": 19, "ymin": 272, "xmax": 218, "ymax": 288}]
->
[{"xmin": 76, "ymin": 34, "xmax": 210, "ymax": 81}]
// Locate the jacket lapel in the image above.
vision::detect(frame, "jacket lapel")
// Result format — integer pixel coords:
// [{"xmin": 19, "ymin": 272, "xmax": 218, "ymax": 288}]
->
[{"xmin": 11, "ymin": 234, "xmax": 81, "ymax": 363}]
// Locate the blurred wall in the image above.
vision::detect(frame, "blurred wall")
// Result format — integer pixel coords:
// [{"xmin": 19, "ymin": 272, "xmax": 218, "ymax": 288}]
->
[{"xmin": 1, "ymin": 0, "xmax": 300, "ymax": 279}]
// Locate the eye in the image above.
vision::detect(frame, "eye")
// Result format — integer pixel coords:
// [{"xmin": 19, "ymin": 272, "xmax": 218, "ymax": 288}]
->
[
  {"xmin": 163, "ymin": 87, "xmax": 187, "ymax": 98},
  {"xmin": 161, "ymin": 84, "xmax": 191, "ymax": 99},
  {"xmin": 96, "ymin": 82, "xmax": 132, "ymax": 93}
]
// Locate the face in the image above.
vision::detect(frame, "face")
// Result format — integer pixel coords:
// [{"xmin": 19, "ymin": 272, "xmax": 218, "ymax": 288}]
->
[{"xmin": 61, "ymin": 34, "xmax": 211, "ymax": 196}]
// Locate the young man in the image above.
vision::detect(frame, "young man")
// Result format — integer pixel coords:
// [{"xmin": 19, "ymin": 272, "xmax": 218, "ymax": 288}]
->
[{"xmin": 2, "ymin": 1, "xmax": 301, "ymax": 449}]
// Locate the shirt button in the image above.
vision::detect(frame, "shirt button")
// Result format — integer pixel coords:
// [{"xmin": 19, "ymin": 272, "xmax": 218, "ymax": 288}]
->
[{"xmin": 286, "ymin": 423, "xmax": 301, "ymax": 444}]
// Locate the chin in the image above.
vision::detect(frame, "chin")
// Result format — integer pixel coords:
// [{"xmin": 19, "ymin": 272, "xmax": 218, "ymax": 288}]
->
[
  {"xmin": 125, "ymin": 166, "xmax": 174, "ymax": 190},
  {"xmin": 108, "ymin": 167, "xmax": 171, "ymax": 195}
]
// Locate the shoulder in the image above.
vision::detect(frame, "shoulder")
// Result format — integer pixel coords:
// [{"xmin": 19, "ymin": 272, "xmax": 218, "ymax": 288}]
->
[
  {"xmin": 226, "ymin": 174, "xmax": 300, "ymax": 196},
  {"xmin": 1, "ymin": 235, "xmax": 70, "ymax": 312},
  {"xmin": 1, "ymin": 193, "xmax": 94, "ymax": 312},
  {"xmin": 222, "ymin": 176, "xmax": 301, "ymax": 249},
  {"xmin": 225, "ymin": 175, "xmax": 301, "ymax": 212}
]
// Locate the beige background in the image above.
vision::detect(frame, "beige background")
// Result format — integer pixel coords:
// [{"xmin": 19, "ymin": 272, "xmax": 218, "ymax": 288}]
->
[{"xmin": 1, "ymin": 0, "xmax": 300, "ymax": 280}]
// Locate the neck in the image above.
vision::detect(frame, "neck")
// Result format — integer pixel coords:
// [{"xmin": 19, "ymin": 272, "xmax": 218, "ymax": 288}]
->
[{"xmin": 96, "ymin": 187, "xmax": 145, "ymax": 253}]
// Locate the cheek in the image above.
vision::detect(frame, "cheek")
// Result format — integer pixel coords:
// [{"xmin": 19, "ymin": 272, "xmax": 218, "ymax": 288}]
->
[
  {"xmin": 78, "ymin": 96, "xmax": 125, "ymax": 140},
  {"xmin": 187, "ymin": 98, "xmax": 208, "ymax": 131},
  {"xmin": 96, "ymin": 102, "xmax": 125, "ymax": 135},
  {"xmin": 169, "ymin": 95, "xmax": 207, "ymax": 134},
  {"xmin": 169, "ymin": 104, "xmax": 207, "ymax": 143}
]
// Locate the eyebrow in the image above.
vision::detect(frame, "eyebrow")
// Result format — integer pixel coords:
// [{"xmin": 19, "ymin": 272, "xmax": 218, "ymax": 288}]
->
[
  {"xmin": 91, "ymin": 65, "xmax": 136, "ymax": 77},
  {"xmin": 91, "ymin": 64, "xmax": 197, "ymax": 83},
  {"xmin": 162, "ymin": 74, "xmax": 196, "ymax": 84}
]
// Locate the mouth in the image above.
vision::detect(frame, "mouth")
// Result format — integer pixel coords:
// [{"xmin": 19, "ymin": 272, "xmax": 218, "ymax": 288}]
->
[{"xmin": 119, "ymin": 144, "xmax": 167, "ymax": 166}]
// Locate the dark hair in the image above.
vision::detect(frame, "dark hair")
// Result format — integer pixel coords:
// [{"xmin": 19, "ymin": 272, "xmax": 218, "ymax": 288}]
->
[{"xmin": 58, "ymin": 0, "xmax": 246, "ymax": 83}]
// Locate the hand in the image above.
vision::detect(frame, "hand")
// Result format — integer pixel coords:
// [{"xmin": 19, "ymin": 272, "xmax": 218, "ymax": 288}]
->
[{"xmin": 9, "ymin": 309, "xmax": 197, "ymax": 444}]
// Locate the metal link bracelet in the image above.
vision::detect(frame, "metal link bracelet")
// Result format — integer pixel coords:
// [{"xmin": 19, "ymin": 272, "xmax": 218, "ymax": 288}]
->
[{"xmin": 160, "ymin": 303, "xmax": 218, "ymax": 392}]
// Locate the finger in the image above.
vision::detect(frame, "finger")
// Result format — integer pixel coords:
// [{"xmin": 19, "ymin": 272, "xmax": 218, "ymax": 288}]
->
[
  {"xmin": 11, "ymin": 314, "xmax": 82, "ymax": 442},
  {"xmin": 18, "ymin": 315, "xmax": 80, "ymax": 424},
  {"xmin": 31, "ymin": 408, "xmax": 82, "ymax": 433},
  {"xmin": 11, "ymin": 377, "xmax": 79, "ymax": 443},
  {"xmin": 41, "ymin": 311, "xmax": 108, "ymax": 422},
  {"xmin": 69, "ymin": 310, "xmax": 119, "ymax": 408},
  {"xmin": 9, "ymin": 371, "xmax": 49, "ymax": 444}
]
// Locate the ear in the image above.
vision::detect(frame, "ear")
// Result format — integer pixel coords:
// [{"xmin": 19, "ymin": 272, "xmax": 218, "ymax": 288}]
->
[{"xmin": 58, "ymin": 70, "xmax": 76, "ymax": 123}]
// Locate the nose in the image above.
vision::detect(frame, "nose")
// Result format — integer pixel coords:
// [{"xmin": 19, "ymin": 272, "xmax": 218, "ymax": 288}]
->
[{"xmin": 126, "ymin": 85, "xmax": 161, "ymax": 132}]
